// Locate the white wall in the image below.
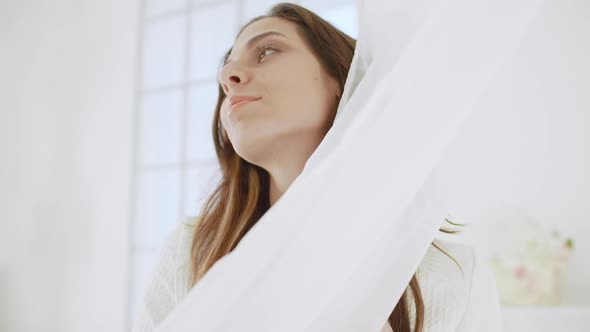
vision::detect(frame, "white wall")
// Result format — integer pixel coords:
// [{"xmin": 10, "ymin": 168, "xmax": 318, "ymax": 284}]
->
[
  {"xmin": 433, "ymin": 0, "xmax": 590, "ymax": 307},
  {"xmin": 0, "ymin": 1, "xmax": 138, "ymax": 331}
]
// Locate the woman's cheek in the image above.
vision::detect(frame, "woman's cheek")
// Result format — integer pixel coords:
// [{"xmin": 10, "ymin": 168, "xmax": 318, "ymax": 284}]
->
[{"xmin": 220, "ymin": 97, "xmax": 231, "ymax": 128}]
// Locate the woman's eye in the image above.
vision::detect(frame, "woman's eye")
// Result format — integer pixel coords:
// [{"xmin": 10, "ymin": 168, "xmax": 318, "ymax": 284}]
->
[{"xmin": 256, "ymin": 45, "xmax": 277, "ymax": 62}]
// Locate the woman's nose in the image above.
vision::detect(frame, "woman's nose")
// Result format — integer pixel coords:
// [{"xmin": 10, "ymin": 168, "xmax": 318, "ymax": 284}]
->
[{"xmin": 218, "ymin": 64, "xmax": 246, "ymax": 94}]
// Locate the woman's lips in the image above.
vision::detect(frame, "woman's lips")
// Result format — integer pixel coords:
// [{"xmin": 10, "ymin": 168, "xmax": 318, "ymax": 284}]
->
[{"xmin": 229, "ymin": 98, "xmax": 261, "ymax": 112}]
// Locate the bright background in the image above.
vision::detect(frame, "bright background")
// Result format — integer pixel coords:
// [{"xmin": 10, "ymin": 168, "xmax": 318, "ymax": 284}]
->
[{"xmin": 1, "ymin": 0, "xmax": 588, "ymax": 331}]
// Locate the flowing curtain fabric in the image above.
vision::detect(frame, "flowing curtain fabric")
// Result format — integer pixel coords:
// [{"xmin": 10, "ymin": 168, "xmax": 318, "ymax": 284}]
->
[{"xmin": 156, "ymin": 0, "xmax": 542, "ymax": 331}]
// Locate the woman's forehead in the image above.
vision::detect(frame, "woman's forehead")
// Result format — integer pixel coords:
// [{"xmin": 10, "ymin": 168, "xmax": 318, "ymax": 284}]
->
[{"xmin": 233, "ymin": 17, "xmax": 297, "ymax": 50}]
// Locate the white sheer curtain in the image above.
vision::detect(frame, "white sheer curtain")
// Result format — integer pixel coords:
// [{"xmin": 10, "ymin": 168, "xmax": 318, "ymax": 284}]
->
[{"xmin": 156, "ymin": 0, "xmax": 542, "ymax": 331}]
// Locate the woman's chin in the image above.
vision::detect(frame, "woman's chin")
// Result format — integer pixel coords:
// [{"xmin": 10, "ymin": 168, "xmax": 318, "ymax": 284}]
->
[{"xmin": 232, "ymin": 138, "xmax": 268, "ymax": 165}]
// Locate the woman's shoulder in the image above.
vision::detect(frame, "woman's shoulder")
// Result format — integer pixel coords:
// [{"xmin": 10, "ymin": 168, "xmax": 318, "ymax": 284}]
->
[
  {"xmin": 408, "ymin": 238, "xmax": 479, "ymax": 329},
  {"xmin": 148, "ymin": 215, "xmax": 201, "ymax": 284},
  {"xmin": 148, "ymin": 216, "xmax": 199, "ymax": 283},
  {"xmin": 131, "ymin": 216, "xmax": 202, "ymax": 331},
  {"xmin": 417, "ymin": 237, "xmax": 477, "ymax": 296},
  {"xmin": 154, "ymin": 215, "xmax": 202, "ymax": 302},
  {"xmin": 159, "ymin": 215, "xmax": 199, "ymax": 256},
  {"xmin": 183, "ymin": 214, "xmax": 202, "ymax": 226},
  {"xmin": 417, "ymin": 237, "xmax": 503, "ymax": 331},
  {"xmin": 420, "ymin": 237, "xmax": 476, "ymax": 279},
  {"xmin": 171, "ymin": 215, "xmax": 202, "ymax": 264}
]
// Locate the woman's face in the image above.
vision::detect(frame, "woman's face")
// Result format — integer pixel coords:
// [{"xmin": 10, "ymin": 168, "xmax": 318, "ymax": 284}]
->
[{"xmin": 217, "ymin": 17, "xmax": 340, "ymax": 165}]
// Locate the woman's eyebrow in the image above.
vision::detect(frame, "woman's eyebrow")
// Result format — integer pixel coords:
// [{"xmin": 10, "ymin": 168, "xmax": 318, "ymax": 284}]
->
[{"xmin": 223, "ymin": 31, "xmax": 287, "ymax": 66}]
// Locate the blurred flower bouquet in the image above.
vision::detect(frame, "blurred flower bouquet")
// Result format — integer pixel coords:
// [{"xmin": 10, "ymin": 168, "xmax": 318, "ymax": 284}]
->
[{"xmin": 490, "ymin": 218, "xmax": 575, "ymax": 306}]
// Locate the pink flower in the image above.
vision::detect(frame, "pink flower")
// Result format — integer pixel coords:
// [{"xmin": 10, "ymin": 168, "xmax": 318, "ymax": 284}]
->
[{"xmin": 515, "ymin": 265, "xmax": 527, "ymax": 279}]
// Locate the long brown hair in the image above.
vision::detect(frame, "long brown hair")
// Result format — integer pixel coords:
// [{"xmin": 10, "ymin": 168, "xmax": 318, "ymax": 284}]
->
[{"xmin": 189, "ymin": 3, "xmax": 464, "ymax": 331}]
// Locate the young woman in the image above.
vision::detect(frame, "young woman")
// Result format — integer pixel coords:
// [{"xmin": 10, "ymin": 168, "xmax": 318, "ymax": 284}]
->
[{"xmin": 133, "ymin": 3, "xmax": 500, "ymax": 332}]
